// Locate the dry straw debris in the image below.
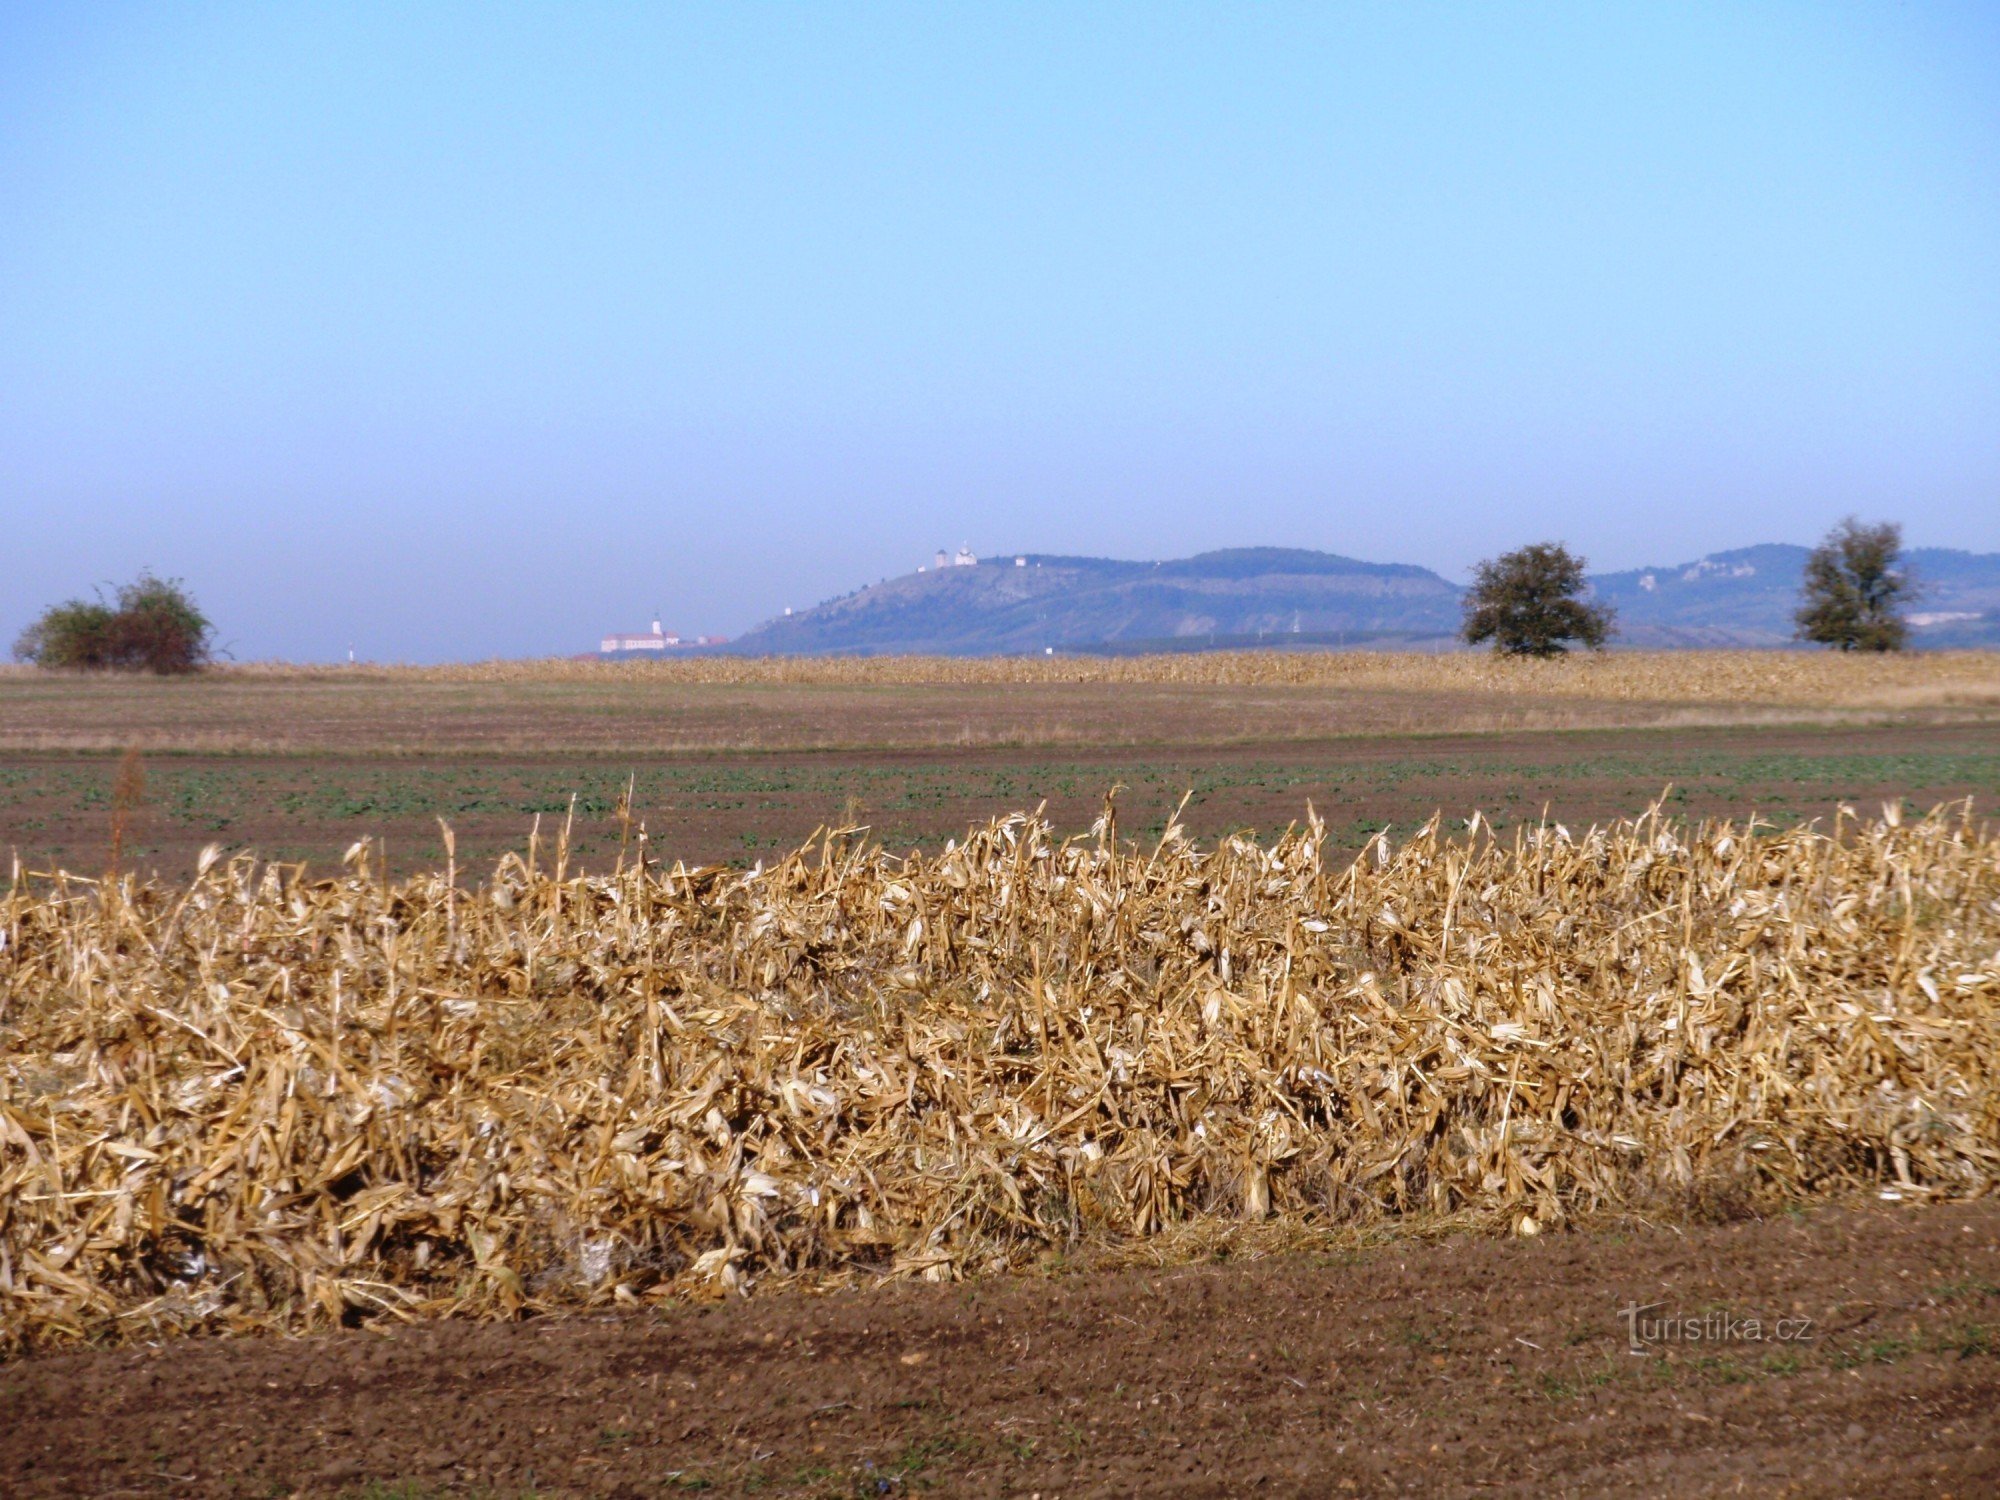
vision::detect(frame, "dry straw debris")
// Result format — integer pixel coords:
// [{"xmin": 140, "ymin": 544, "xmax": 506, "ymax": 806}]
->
[{"xmin": 4, "ymin": 797, "xmax": 1998, "ymax": 1354}]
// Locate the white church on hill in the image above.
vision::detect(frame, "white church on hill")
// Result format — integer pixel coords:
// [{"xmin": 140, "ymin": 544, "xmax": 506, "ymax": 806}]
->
[{"xmin": 921, "ymin": 545, "xmax": 978, "ymax": 571}]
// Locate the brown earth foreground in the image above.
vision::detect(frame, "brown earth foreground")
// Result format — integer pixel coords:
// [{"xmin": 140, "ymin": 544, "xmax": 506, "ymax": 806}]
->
[{"xmin": 4, "ymin": 1200, "xmax": 1997, "ymax": 1499}]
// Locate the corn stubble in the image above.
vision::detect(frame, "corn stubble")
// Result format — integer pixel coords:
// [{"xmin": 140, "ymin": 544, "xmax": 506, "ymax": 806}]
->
[
  {"xmin": 151, "ymin": 648, "xmax": 2000, "ymax": 707},
  {"xmin": 3, "ymin": 798, "xmax": 1997, "ymax": 1353}
]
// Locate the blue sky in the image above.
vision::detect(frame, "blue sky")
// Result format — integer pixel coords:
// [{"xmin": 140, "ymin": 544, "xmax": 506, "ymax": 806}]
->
[{"xmin": 3, "ymin": 2, "xmax": 1997, "ymax": 661}]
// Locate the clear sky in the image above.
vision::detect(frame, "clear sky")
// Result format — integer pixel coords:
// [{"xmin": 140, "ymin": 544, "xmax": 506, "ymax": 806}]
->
[{"xmin": 3, "ymin": 2, "xmax": 1997, "ymax": 661}]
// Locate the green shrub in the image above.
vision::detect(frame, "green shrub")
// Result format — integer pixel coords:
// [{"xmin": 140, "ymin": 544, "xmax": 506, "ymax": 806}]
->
[
  {"xmin": 12, "ymin": 599, "xmax": 121, "ymax": 669},
  {"xmin": 13, "ymin": 573, "xmax": 214, "ymax": 674}
]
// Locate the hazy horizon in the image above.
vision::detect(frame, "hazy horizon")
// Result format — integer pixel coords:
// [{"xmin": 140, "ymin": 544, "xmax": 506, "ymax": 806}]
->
[{"xmin": 5, "ymin": 3, "xmax": 1998, "ymax": 662}]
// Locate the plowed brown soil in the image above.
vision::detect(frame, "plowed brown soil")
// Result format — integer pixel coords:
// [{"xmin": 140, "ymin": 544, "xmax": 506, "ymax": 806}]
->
[
  {"xmin": 5, "ymin": 1200, "xmax": 1997, "ymax": 1498},
  {"xmin": 7, "ymin": 720, "xmax": 1997, "ymax": 881}
]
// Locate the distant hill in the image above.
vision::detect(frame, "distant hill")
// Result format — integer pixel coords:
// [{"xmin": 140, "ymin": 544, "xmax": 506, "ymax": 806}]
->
[
  {"xmin": 1591, "ymin": 544, "xmax": 1813, "ymax": 648},
  {"xmin": 731, "ymin": 548, "xmax": 1465, "ymax": 655},
  {"xmin": 1598, "ymin": 545, "xmax": 2000, "ymax": 648},
  {"xmin": 727, "ymin": 544, "xmax": 2000, "ymax": 655}
]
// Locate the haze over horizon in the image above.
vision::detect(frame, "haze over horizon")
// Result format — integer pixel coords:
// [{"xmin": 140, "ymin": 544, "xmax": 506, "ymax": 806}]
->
[{"xmin": 4, "ymin": 3, "xmax": 1998, "ymax": 662}]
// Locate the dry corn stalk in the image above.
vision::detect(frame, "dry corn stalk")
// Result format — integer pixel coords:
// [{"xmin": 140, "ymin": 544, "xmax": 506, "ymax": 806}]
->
[{"xmin": 3, "ymin": 797, "xmax": 1997, "ymax": 1354}]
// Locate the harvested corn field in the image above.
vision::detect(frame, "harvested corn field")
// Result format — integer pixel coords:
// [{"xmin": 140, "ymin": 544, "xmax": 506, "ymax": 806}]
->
[
  {"xmin": 6, "ymin": 650, "xmax": 1999, "ymax": 758},
  {"xmin": 33, "ymin": 647, "xmax": 1989, "ymax": 701},
  {"xmin": 3, "ymin": 797, "xmax": 1999, "ymax": 1358}
]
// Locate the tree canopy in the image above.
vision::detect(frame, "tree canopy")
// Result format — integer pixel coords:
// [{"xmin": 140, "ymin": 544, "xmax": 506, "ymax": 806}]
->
[
  {"xmin": 1461, "ymin": 542, "xmax": 1614, "ymax": 657},
  {"xmin": 1794, "ymin": 517, "xmax": 1914, "ymax": 653},
  {"xmin": 13, "ymin": 573, "xmax": 214, "ymax": 674}
]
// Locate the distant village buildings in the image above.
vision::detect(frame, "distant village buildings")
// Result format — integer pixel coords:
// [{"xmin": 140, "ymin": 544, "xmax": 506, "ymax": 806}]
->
[
  {"xmin": 1682, "ymin": 558, "xmax": 1758, "ymax": 581},
  {"xmin": 598, "ymin": 617, "xmax": 727, "ymax": 654}
]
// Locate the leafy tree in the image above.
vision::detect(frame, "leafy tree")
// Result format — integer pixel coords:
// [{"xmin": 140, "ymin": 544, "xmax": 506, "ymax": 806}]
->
[
  {"xmin": 106, "ymin": 573, "xmax": 214, "ymax": 673},
  {"xmin": 13, "ymin": 573, "xmax": 214, "ymax": 674},
  {"xmin": 1461, "ymin": 542, "xmax": 1614, "ymax": 657},
  {"xmin": 1794, "ymin": 517, "xmax": 1915, "ymax": 652},
  {"xmin": 11, "ymin": 599, "xmax": 120, "ymax": 669}
]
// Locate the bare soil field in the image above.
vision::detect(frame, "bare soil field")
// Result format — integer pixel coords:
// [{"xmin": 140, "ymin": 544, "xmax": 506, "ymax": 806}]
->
[
  {"xmin": 5, "ymin": 653, "xmax": 1995, "ymax": 879},
  {"xmin": 6, "ymin": 720, "xmax": 1999, "ymax": 882},
  {"xmin": 3, "ymin": 651, "xmax": 1998, "ymax": 756},
  {"xmin": 4, "ymin": 1200, "xmax": 1996, "ymax": 1498}
]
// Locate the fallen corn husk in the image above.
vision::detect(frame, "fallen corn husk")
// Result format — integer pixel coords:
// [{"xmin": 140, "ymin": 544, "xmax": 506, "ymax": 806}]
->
[{"xmin": 2, "ymin": 797, "xmax": 1997, "ymax": 1354}]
